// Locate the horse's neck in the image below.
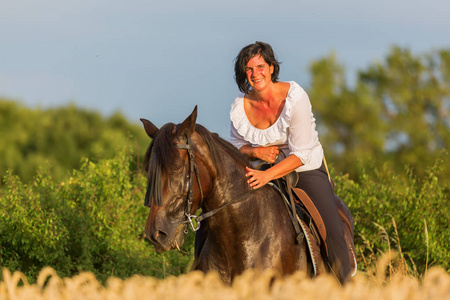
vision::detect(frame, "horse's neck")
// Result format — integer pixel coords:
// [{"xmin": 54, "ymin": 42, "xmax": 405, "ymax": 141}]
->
[
  {"xmin": 202, "ymin": 149, "xmax": 280, "ymax": 231},
  {"xmin": 204, "ymin": 164, "xmax": 250, "ymax": 211},
  {"xmin": 200, "ymin": 184, "xmax": 288, "ymax": 274},
  {"xmin": 205, "ymin": 183, "xmax": 279, "ymax": 234}
]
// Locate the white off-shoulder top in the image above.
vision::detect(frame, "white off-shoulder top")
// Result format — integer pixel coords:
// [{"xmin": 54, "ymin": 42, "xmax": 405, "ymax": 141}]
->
[{"xmin": 229, "ymin": 81, "xmax": 323, "ymax": 172}]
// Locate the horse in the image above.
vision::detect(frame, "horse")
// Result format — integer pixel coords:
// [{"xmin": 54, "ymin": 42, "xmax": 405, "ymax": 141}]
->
[{"xmin": 140, "ymin": 106, "xmax": 315, "ymax": 285}]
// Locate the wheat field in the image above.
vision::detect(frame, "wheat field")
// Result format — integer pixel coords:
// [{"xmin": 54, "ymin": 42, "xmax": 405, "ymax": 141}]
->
[{"xmin": 1, "ymin": 260, "xmax": 449, "ymax": 300}]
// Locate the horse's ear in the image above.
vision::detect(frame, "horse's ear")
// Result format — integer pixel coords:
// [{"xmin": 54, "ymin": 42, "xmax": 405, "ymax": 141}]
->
[
  {"xmin": 175, "ymin": 106, "xmax": 197, "ymax": 142},
  {"xmin": 140, "ymin": 118, "xmax": 159, "ymax": 138}
]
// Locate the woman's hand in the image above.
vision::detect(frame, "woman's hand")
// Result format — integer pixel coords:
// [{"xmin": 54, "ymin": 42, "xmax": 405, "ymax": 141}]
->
[
  {"xmin": 245, "ymin": 166, "xmax": 272, "ymax": 189},
  {"xmin": 253, "ymin": 146, "xmax": 279, "ymax": 163},
  {"xmin": 239, "ymin": 145, "xmax": 280, "ymax": 163},
  {"xmin": 244, "ymin": 155, "xmax": 303, "ymax": 190}
]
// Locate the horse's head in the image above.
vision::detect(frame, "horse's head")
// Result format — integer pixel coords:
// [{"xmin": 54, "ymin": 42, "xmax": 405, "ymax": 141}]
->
[{"xmin": 140, "ymin": 106, "xmax": 213, "ymax": 252}]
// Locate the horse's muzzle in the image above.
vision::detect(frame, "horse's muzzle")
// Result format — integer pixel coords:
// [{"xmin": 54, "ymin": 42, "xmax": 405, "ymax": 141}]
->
[
  {"xmin": 147, "ymin": 230, "xmax": 169, "ymax": 252},
  {"xmin": 145, "ymin": 219, "xmax": 186, "ymax": 253}
]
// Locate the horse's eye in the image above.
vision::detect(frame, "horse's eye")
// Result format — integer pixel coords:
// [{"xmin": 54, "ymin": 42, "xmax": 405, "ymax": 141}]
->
[{"xmin": 172, "ymin": 163, "xmax": 185, "ymax": 174}]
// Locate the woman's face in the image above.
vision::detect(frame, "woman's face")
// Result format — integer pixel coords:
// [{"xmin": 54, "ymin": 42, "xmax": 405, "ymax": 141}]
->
[{"xmin": 245, "ymin": 55, "xmax": 274, "ymax": 92}]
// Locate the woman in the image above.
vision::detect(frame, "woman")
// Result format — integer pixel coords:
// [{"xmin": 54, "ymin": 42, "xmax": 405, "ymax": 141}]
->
[{"xmin": 229, "ymin": 41, "xmax": 350, "ymax": 283}]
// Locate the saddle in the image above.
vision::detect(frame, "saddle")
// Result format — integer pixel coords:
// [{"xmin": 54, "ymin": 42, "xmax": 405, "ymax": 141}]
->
[
  {"xmin": 270, "ymin": 169, "xmax": 357, "ymax": 278},
  {"xmin": 291, "ymin": 185, "xmax": 357, "ymax": 277}
]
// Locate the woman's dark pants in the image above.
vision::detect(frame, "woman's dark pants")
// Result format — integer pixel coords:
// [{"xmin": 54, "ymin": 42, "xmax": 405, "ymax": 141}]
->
[{"xmin": 295, "ymin": 163, "xmax": 351, "ymax": 283}]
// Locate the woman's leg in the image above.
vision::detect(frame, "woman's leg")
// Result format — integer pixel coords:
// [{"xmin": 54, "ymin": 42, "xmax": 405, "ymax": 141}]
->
[{"xmin": 296, "ymin": 164, "xmax": 351, "ymax": 283}]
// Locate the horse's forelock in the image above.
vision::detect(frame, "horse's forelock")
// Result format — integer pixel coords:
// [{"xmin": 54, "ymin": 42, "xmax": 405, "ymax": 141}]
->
[{"xmin": 145, "ymin": 123, "xmax": 178, "ymax": 207}]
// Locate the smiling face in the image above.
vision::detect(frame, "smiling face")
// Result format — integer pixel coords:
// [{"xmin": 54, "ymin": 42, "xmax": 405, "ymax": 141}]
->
[{"xmin": 245, "ymin": 55, "xmax": 274, "ymax": 92}]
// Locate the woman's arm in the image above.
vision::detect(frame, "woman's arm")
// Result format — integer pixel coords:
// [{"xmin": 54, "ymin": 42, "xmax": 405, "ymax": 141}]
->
[
  {"xmin": 239, "ymin": 145, "xmax": 280, "ymax": 163},
  {"xmin": 245, "ymin": 154, "xmax": 302, "ymax": 189},
  {"xmin": 230, "ymin": 120, "xmax": 279, "ymax": 163}
]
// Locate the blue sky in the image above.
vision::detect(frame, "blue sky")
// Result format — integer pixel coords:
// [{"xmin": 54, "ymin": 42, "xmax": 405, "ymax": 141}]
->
[{"xmin": 1, "ymin": 0, "xmax": 449, "ymax": 138}]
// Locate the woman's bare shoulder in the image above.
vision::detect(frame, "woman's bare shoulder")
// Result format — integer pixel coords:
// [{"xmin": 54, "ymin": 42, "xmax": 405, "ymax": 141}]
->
[{"xmin": 276, "ymin": 81, "xmax": 291, "ymax": 99}]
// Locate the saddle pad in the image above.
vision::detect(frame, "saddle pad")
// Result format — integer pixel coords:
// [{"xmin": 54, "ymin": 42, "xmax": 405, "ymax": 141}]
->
[{"xmin": 297, "ymin": 217, "xmax": 325, "ymax": 277}]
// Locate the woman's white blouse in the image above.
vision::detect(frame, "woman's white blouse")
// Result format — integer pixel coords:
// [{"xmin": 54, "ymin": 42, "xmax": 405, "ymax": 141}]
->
[{"xmin": 229, "ymin": 81, "xmax": 323, "ymax": 172}]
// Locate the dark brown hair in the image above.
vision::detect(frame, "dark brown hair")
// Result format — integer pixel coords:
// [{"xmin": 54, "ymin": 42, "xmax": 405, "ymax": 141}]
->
[{"xmin": 234, "ymin": 41, "xmax": 281, "ymax": 93}]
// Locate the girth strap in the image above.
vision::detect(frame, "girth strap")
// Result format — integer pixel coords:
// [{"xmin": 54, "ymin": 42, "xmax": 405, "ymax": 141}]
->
[{"xmin": 269, "ymin": 181, "xmax": 304, "ymax": 244}]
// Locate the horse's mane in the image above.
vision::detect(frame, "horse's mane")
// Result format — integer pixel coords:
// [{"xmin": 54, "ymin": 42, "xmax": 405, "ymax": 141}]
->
[
  {"xmin": 144, "ymin": 123, "xmax": 250, "ymax": 207},
  {"xmin": 195, "ymin": 124, "xmax": 250, "ymax": 169}
]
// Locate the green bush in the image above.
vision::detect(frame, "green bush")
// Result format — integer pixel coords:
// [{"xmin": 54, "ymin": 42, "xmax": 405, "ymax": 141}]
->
[
  {"xmin": 1, "ymin": 145, "xmax": 448, "ymax": 282},
  {"xmin": 332, "ymin": 152, "xmax": 449, "ymax": 275},
  {"xmin": 0, "ymin": 147, "xmax": 195, "ymax": 283},
  {"xmin": 0, "ymin": 170, "xmax": 70, "ymax": 278}
]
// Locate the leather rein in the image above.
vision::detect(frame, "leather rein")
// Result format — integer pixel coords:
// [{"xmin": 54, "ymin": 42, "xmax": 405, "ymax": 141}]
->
[{"xmin": 176, "ymin": 139, "xmax": 254, "ymax": 233}]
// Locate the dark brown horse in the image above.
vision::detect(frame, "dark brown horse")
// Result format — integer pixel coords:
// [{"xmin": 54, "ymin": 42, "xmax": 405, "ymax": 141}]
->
[{"xmin": 140, "ymin": 107, "xmax": 311, "ymax": 285}]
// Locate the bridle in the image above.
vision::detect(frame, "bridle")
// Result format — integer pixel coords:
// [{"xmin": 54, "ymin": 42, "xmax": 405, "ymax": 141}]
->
[
  {"xmin": 176, "ymin": 139, "xmax": 204, "ymax": 232},
  {"xmin": 176, "ymin": 138, "xmax": 255, "ymax": 233}
]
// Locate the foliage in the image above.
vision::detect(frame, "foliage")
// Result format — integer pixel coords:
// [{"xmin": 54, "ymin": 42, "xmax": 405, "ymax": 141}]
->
[
  {"xmin": 0, "ymin": 147, "xmax": 195, "ymax": 283},
  {"xmin": 331, "ymin": 152, "xmax": 450, "ymax": 275},
  {"xmin": 309, "ymin": 47, "xmax": 450, "ymax": 183},
  {"xmin": 0, "ymin": 146, "xmax": 447, "ymax": 283},
  {"xmin": 0, "ymin": 46, "xmax": 449, "ymax": 283},
  {"xmin": 0, "ymin": 100, "xmax": 149, "ymax": 182}
]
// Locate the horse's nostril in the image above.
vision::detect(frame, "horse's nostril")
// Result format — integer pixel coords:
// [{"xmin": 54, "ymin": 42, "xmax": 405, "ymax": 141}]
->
[{"xmin": 151, "ymin": 230, "xmax": 168, "ymax": 243}]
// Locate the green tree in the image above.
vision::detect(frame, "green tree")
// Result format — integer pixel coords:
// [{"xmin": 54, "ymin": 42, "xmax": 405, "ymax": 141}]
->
[
  {"xmin": 308, "ymin": 53, "xmax": 386, "ymax": 178},
  {"xmin": 0, "ymin": 100, "xmax": 149, "ymax": 182},
  {"xmin": 308, "ymin": 48, "xmax": 450, "ymax": 182},
  {"xmin": 359, "ymin": 47, "xmax": 450, "ymax": 176}
]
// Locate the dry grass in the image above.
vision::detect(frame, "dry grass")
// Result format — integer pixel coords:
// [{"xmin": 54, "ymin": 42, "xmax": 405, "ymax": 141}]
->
[{"xmin": 1, "ymin": 254, "xmax": 449, "ymax": 300}]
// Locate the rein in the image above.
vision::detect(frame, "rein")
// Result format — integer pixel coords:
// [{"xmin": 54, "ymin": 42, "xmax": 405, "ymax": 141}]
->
[{"xmin": 176, "ymin": 139, "xmax": 255, "ymax": 233}]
